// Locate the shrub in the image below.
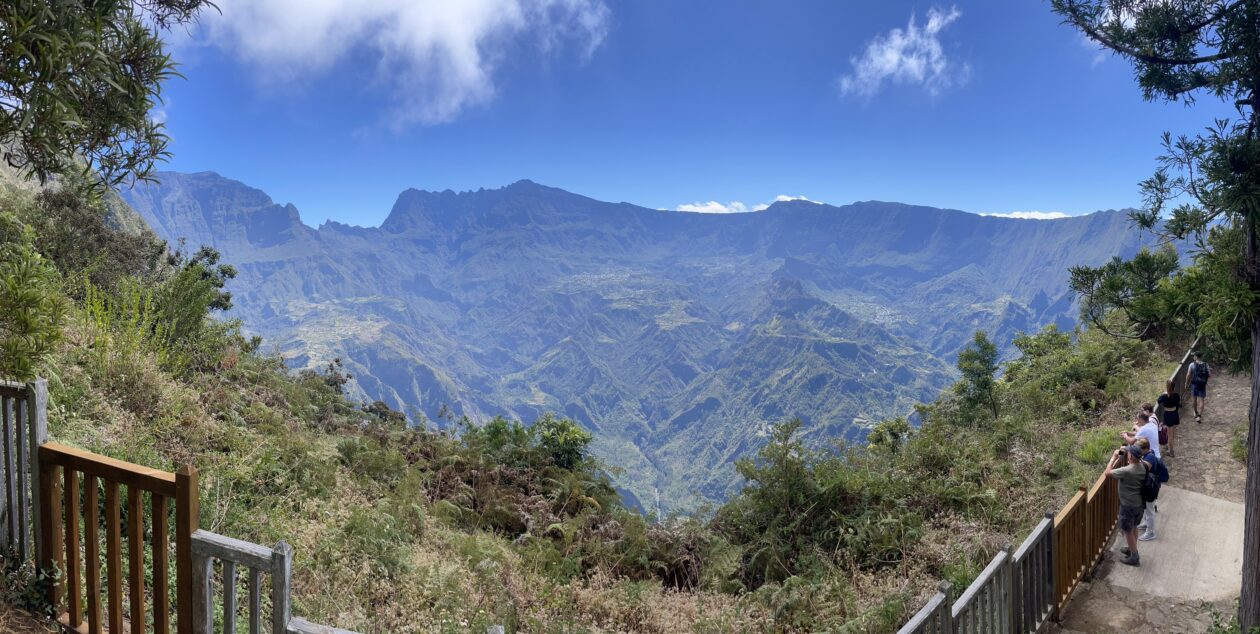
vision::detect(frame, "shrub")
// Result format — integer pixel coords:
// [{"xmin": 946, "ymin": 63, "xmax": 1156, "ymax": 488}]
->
[{"xmin": 0, "ymin": 213, "xmax": 65, "ymax": 380}]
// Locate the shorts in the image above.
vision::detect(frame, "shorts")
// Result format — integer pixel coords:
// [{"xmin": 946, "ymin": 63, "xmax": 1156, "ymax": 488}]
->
[
  {"xmin": 1191, "ymin": 382, "xmax": 1207, "ymax": 398},
  {"xmin": 1163, "ymin": 410, "xmax": 1180, "ymax": 427},
  {"xmin": 1119, "ymin": 505, "xmax": 1144, "ymax": 532}
]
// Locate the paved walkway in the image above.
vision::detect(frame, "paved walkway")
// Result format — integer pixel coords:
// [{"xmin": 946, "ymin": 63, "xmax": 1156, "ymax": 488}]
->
[{"xmin": 1055, "ymin": 373, "xmax": 1249, "ymax": 633}]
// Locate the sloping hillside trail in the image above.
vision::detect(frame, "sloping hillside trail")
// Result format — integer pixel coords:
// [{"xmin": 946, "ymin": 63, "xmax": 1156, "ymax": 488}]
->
[{"xmin": 1054, "ymin": 373, "xmax": 1249, "ymax": 633}]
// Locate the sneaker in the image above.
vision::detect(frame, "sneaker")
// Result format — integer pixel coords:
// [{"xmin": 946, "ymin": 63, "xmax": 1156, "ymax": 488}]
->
[
  {"xmin": 1119, "ymin": 546, "xmax": 1131, "ymax": 556},
  {"xmin": 1121, "ymin": 554, "xmax": 1141, "ymax": 567},
  {"xmin": 1196, "ymin": 415, "xmax": 1202, "ymax": 423},
  {"xmin": 1139, "ymin": 531, "xmax": 1157, "ymax": 542}
]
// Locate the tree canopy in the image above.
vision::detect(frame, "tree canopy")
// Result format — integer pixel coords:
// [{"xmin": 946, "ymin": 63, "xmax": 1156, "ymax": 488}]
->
[{"xmin": 1, "ymin": 0, "xmax": 214, "ymax": 187}]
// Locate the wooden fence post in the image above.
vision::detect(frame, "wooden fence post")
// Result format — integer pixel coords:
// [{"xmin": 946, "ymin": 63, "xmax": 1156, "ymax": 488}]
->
[
  {"xmin": 1004, "ymin": 543, "xmax": 1016, "ymax": 634},
  {"xmin": 1045, "ymin": 510, "xmax": 1056, "ymax": 624},
  {"xmin": 36, "ymin": 458, "xmax": 61, "ymax": 609},
  {"xmin": 26, "ymin": 379, "xmax": 47, "ymax": 563},
  {"xmin": 939, "ymin": 580, "xmax": 954, "ymax": 634},
  {"xmin": 176, "ymin": 464, "xmax": 199, "ymax": 634},
  {"xmin": 272, "ymin": 541, "xmax": 292, "ymax": 634}
]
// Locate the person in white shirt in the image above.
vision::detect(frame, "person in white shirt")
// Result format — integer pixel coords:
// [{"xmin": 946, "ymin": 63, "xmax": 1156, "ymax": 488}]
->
[{"xmin": 1122, "ymin": 411, "xmax": 1161, "ymax": 459}]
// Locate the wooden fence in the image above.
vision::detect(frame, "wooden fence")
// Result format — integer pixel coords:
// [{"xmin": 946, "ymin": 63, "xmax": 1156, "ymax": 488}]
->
[
  {"xmin": 0, "ymin": 379, "xmax": 359, "ymax": 634},
  {"xmin": 37, "ymin": 441, "xmax": 197, "ymax": 634},
  {"xmin": 898, "ymin": 514, "xmax": 1057, "ymax": 634},
  {"xmin": 1, "ymin": 379, "xmax": 47, "ymax": 565},
  {"xmin": 899, "ymin": 465, "xmax": 1116, "ymax": 634}
]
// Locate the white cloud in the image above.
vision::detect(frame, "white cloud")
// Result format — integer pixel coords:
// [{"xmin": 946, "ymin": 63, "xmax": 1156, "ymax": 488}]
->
[
  {"xmin": 838, "ymin": 6, "xmax": 968, "ymax": 99},
  {"xmin": 677, "ymin": 195, "xmax": 823, "ymax": 214},
  {"xmin": 676, "ymin": 201, "xmax": 750, "ymax": 214},
  {"xmin": 981, "ymin": 211, "xmax": 1070, "ymax": 220},
  {"xmin": 197, "ymin": 0, "xmax": 610, "ymax": 128}
]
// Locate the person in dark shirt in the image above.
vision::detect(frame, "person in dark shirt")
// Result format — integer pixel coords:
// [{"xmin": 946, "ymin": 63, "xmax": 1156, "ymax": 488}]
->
[
  {"xmin": 1186, "ymin": 352, "xmax": 1211, "ymax": 423},
  {"xmin": 1157, "ymin": 379, "xmax": 1181, "ymax": 457},
  {"xmin": 1107, "ymin": 445, "xmax": 1148, "ymax": 566}
]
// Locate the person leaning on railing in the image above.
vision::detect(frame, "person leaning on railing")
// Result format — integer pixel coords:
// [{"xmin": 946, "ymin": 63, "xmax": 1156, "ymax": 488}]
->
[
  {"xmin": 1106, "ymin": 444, "xmax": 1148, "ymax": 567},
  {"xmin": 1122, "ymin": 411, "xmax": 1161, "ymax": 459}
]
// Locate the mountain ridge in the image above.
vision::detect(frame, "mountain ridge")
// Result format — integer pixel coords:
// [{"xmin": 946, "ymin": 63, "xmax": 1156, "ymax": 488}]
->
[{"xmin": 122, "ymin": 171, "xmax": 1149, "ymax": 510}]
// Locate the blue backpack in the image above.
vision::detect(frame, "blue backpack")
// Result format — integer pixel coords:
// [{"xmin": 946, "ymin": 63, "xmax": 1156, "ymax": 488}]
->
[{"xmin": 1141, "ymin": 455, "xmax": 1169, "ymax": 503}]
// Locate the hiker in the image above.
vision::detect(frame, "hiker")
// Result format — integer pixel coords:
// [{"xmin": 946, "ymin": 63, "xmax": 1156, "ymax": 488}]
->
[
  {"xmin": 1107, "ymin": 444, "xmax": 1148, "ymax": 566},
  {"xmin": 1122, "ymin": 411, "xmax": 1161, "ymax": 459},
  {"xmin": 1157, "ymin": 380, "xmax": 1182, "ymax": 456},
  {"xmin": 1141, "ymin": 402, "xmax": 1169, "ymax": 457},
  {"xmin": 1186, "ymin": 352, "xmax": 1211, "ymax": 423},
  {"xmin": 1134, "ymin": 437, "xmax": 1169, "ymax": 542}
]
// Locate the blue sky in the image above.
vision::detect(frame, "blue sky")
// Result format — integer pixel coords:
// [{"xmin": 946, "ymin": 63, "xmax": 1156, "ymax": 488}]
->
[{"xmin": 155, "ymin": 0, "xmax": 1234, "ymax": 227}]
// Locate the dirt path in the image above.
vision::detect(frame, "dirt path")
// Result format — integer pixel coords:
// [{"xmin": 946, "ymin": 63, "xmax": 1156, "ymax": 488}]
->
[
  {"xmin": 1166, "ymin": 373, "xmax": 1248, "ymax": 504},
  {"xmin": 1054, "ymin": 373, "xmax": 1249, "ymax": 634}
]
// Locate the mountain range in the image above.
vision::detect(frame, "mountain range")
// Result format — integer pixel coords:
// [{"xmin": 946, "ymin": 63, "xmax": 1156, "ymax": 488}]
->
[{"xmin": 122, "ymin": 173, "xmax": 1150, "ymax": 511}]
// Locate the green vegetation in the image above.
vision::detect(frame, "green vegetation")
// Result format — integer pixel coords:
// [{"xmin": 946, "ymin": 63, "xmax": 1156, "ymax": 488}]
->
[
  {"xmin": 956, "ymin": 330, "xmax": 1000, "ymax": 420},
  {"xmin": 0, "ymin": 0, "xmax": 214, "ymax": 186},
  {"xmin": 1236, "ymin": 425, "xmax": 1250, "ymax": 465},
  {"xmin": 0, "ymin": 174, "xmax": 1182, "ymax": 631},
  {"xmin": 1050, "ymin": 2, "xmax": 1260, "ymax": 624}
]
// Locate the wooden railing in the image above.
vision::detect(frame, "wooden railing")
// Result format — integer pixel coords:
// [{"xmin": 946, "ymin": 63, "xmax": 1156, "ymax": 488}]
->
[
  {"xmin": 36, "ymin": 441, "xmax": 198, "ymax": 634},
  {"xmin": 951, "ymin": 545, "xmax": 1014, "ymax": 633},
  {"xmin": 901, "ymin": 466, "xmax": 1115, "ymax": 634},
  {"xmin": 0, "ymin": 379, "xmax": 359, "ymax": 634},
  {"xmin": 897, "ymin": 581, "xmax": 953, "ymax": 634},
  {"xmin": 191, "ymin": 529, "xmax": 290, "ymax": 634},
  {"xmin": 1051, "ymin": 486, "xmax": 1086, "ymax": 609},
  {"xmin": 898, "ymin": 514, "xmax": 1055, "ymax": 634},
  {"xmin": 1, "ymin": 378, "xmax": 46, "ymax": 563},
  {"xmin": 1010, "ymin": 514, "xmax": 1055, "ymax": 633}
]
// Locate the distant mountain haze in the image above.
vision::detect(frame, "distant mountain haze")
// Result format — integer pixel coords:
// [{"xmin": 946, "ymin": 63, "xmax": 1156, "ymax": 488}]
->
[{"xmin": 123, "ymin": 172, "xmax": 1149, "ymax": 511}]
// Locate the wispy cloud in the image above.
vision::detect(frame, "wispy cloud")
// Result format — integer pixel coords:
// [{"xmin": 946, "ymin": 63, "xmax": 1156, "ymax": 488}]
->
[
  {"xmin": 838, "ymin": 6, "xmax": 968, "ymax": 99},
  {"xmin": 676, "ymin": 201, "xmax": 751, "ymax": 214},
  {"xmin": 981, "ymin": 211, "xmax": 1069, "ymax": 220},
  {"xmin": 196, "ymin": 0, "xmax": 610, "ymax": 129},
  {"xmin": 677, "ymin": 195, "xmax": 822, "ymax": 214}
]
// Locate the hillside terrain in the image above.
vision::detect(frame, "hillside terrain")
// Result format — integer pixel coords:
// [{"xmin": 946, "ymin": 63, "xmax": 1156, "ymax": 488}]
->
[
  {"xmin": 123, "ymin": 174, "xmax": 1152, "ymax": 509},
  {"xmin": 1, "ymin": 176, "xmax": 1186, "ymax": 632}
]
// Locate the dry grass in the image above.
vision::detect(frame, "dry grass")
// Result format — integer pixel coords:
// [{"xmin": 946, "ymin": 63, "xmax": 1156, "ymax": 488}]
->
[{"xmin": 0, "ymin": 604, "xmax": 54, "ymax": 634}]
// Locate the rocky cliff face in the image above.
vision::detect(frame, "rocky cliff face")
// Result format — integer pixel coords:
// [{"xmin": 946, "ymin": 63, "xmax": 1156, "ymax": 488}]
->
[{"xmin": 123, "ymin": 173, "xmax": 1147, "ymax": 510}]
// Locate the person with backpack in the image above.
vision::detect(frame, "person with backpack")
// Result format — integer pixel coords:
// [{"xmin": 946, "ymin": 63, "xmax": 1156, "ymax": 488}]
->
[
  {"xmin": 1134, "ymin": 437, "xmax": 1169, "ymax": 542},
  {"xmin": 1157, "ymin": 380, "xmax": 1182, "ymax": 457},
  {"xmin": 1186, "ymin": 352, "xmax": 1211, "ymax": 423},
  {"xmin": 1107, "ymin": 444, "xmax": 1149, "ymax": 566}
]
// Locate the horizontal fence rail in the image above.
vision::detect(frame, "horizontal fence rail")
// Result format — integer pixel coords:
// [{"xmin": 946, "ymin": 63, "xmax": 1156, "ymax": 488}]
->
[
  {"xmin": 896, "ymin": 581, "xmax": 953, "ymax": 634},
  {"xmin": 951, "ymin": 545, "xmax": 1013, "ymax": 634},
  {"xmin": 287, "ymin": 618, "xmax": 361, "ymax": 634}
]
